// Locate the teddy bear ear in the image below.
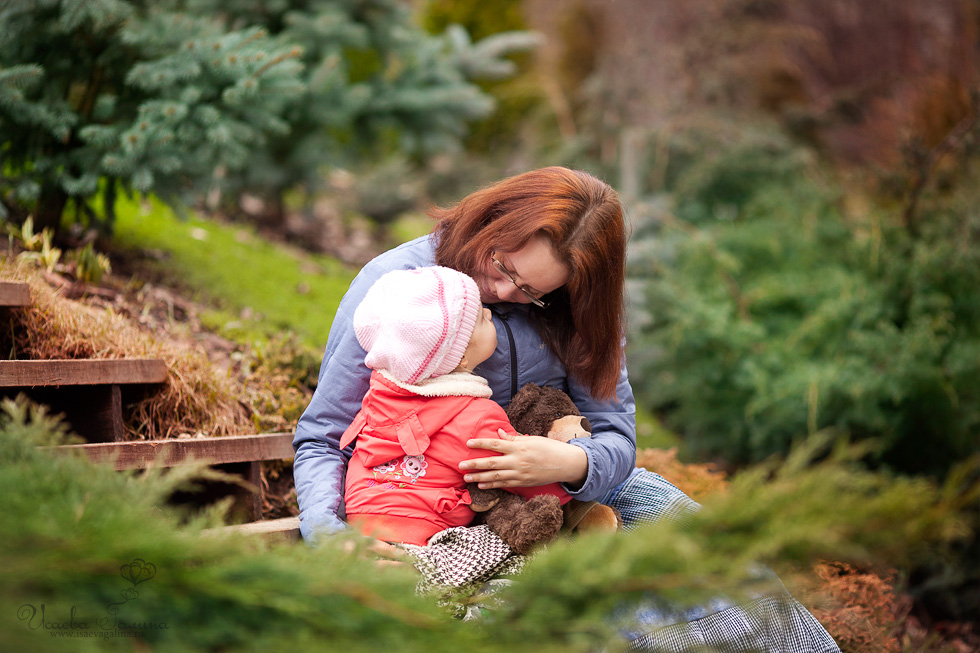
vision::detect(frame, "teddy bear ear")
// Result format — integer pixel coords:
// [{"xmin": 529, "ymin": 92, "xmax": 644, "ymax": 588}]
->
[
  {"xmin": 535, "ymin": 384, "xmax": 580, "ymax": 416},
  {"xmin": 555, "ymin": 390, "xmax": 581, "ymax": 416},
  {"xmin": 505, "ymin": 383, "xmax": 543, "ymax": 425}
]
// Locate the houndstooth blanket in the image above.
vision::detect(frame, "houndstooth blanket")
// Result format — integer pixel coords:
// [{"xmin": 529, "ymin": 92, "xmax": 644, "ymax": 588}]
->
[
  {"xmin": 399, "ymin": 524, "xmax": 524, "ymax": 620},
  {"xmin": 400, "ymin": 524, "xmax": 523, "ymax": 591}
]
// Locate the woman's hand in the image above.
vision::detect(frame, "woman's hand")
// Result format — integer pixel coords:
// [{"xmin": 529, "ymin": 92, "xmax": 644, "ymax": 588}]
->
[{"xmin": 460, "ymin": 430, "xmax": 588, "ymax": 489}]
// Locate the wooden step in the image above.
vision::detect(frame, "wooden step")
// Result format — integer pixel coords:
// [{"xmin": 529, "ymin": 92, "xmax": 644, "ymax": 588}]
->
[
  {"xmin": 0, "ymin": 359, "xmax": 167, "ymax": 387},
  {"xmin": 0, "ymin": 281, "xmax": 30, "ymax": 307},
  {"xmin": 1, "ymin": 358, "xmax": 168, "ymax": 443},
  {"xmin": 51, "ymin": 433, "xmax": 295, "ymax": 523},
  {"xmin": 53, "ymin": 432, "xmax": 294, "ymax": 471}
]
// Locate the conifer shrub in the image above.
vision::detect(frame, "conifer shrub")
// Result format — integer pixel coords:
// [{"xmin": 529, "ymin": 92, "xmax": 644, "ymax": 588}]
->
[
  {"xmin": 195, "ymin": 0, "xmax": 536, "ymax": 227},
  {"xmin": 2, "ymin": 399, "xmax": 971, "ymax": 652},
  {"xmin": 0, "ymin": 1, "xmax": 305, "ymax": 233},
  {"xmin": 497, "ymin": 435, "xmax": 974, "ymax": 651},
  {"xmin": 669, "ymin": 128, "xmax": 812, "ymax": 226},
  {"xmin": 421, "ymin": 0, "xmax": 546, "ymax": 155},
  {"xmin": 0, "ymin": 399, "xmax": 477, "ymax": 653},
  {"xmin": 0, "ymin": 1, "xmax": 532, "ymax": 234},
  {"xmin": 633, "ymin": 451, "xmax": 966, "ymax": 650},
  {"xmin": 627, "ymin": 129, "xmax": 980, "ymax": 478}
]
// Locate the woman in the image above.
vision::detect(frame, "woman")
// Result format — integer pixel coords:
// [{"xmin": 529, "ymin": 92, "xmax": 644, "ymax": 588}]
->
[
  {"xmin": 294, "ymin": 167, "xmax": 638, "ymax": 539},
  {"xmin": 292, "ymin": 166, "xmax": 839, "ymax": 652}
]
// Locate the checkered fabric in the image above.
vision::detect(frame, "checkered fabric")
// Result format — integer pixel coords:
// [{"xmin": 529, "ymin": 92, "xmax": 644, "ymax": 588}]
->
[
  {"xmin": 399, "ymin": 524, "xmax": 525, "ymax": 618},
  {"xmin": 608, "ymin": 468, "xmax": 841, "ymax": 652},
  {"xmin": 622, "ymin": 590, "xmax": 840, "ymax": 653},
  {"xmin": 608, "ymin": 468, "xmax": 702, "ymax": 531}
]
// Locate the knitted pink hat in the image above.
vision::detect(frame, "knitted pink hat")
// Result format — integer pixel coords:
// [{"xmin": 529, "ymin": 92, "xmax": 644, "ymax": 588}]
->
[{"xmin": 353, "ymin": 266, "xmax": 482, "ymax": 384}]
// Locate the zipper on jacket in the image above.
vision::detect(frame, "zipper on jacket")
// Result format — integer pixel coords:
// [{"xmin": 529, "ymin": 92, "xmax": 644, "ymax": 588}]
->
[{"xmin": 491, "ymin": 307, "xmax": 519, "ymax": 399}]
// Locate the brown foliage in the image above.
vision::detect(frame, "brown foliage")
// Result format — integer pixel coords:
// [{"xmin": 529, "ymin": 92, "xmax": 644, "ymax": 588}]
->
[
  {"xmin": 528, "ymin": 0, "xmax": 979, "ymax": 171},
  {"xmin": 799, "ymin": 561, "xmax": 980, "ymax": 652},
  {"xmin": 781, "ymin": 0, "xmax": 979, "ymax": 167},
  {"xmin": 805, "ymin": 561, "xmax": 905, "ymax": 653},
  {"xmin": 635, "ymin": 447, "xmax": 729, "ymax": 501}
]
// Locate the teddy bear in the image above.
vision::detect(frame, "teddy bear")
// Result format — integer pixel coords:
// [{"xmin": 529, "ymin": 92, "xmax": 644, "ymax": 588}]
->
[{"xmin": 468, "ymin": 383, "xmax": 622, "ymax": 554}]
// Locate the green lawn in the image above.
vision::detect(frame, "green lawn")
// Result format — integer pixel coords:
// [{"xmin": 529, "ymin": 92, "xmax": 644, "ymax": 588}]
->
[{"xmin": 112, "ymin": 196, "xmax": 357, "ymax": 351}]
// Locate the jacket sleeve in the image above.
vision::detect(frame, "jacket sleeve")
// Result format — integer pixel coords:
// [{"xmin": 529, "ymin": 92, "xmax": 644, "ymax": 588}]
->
[
  {"xmin": 561, "ymin": 348, "xmax": 637, "ymax": 503},
  {"xmin": 292, "ymin": 253, "xmax": 423, "ymax": 543}
]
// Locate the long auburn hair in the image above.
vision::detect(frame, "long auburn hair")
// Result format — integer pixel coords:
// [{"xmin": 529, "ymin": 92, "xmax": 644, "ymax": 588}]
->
[{"xmin": 432, "ymin": 166, "xmax": 627, "ymax": 400}]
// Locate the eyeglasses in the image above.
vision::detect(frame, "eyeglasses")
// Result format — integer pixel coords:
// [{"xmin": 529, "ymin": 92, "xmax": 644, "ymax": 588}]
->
[{"xmin": 490, "ymin": 252, "xmax": 549, "ymax": 308}]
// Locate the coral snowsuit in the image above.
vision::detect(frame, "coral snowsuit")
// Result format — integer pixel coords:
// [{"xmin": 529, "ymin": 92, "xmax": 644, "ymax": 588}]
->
[{"xmin": 340, "ymin": 370, "xmax": 570, "ymax": 545}]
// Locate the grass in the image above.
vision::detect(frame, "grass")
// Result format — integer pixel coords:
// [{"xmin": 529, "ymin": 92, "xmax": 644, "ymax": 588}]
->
[{"xmin": 111, "ymin": 196, "xmax": 357, "ymax": 351}]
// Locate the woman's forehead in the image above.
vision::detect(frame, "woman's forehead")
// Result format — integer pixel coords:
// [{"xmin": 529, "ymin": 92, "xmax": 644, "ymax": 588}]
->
[{"xmin": 500, "ymin": 236, "xmax": 570, "ymax": 292}]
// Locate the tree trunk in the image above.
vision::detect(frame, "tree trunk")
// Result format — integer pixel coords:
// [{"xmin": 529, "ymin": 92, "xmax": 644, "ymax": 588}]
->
[
  {"xmin": 267, "ymin": 191, "xmax": 286, "ymax": 231},
  {"xmin": 34, "ymin": 183, "xmax": 68, "ymax": 234}
]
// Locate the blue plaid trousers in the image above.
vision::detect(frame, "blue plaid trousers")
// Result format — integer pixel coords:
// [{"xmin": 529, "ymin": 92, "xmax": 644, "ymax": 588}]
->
[{"xmin": 605, "ymin": 468, "xmax": 840, "ymax": 653}]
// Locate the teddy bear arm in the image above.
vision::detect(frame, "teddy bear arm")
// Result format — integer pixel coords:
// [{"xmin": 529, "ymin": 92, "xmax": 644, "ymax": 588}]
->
[
  {"xmin": 483, "ymin": 493, "xmax": 563, "ymax": 555},
  {"xmin": 562, "ymin": 499, "xmax": 622, "ymax": 533},
  {"xmin": 467, "ymin": 483, "xmax": 505, "ymax": 512}
]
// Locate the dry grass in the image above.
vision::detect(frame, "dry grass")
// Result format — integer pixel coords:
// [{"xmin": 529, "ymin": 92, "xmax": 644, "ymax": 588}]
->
[{"xmin": 1, "ymin": 258, "xmax": 253, "ymax": 439}]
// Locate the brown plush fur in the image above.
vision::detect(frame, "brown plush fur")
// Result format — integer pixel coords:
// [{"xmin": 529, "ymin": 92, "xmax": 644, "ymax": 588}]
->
[{"xmin": 468, "ymin": 383, "xmax": 621, "ymax": 554}]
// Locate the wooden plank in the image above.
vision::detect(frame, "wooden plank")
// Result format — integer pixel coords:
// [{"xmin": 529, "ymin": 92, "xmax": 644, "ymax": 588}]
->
[
  {"xmin": 205, "ymin": 516, "xmax": 301, "ymax": 543},
  {"xmin": 230, "ymin": 516, "xmax": 301, "ymax": 539},
  {"xmin": 51, "ymin": 432, "xmax": 294, "ymax": 471},
  {"xmin": 0, "ymin": 281, "xmax": 30, "ymax": 307},
  {"xmin": 242, "ymin": 460, "xmax": 263, "ymax": 522},
  {"xmin": 0, "ymin": 359, "xmax": 168, "ymax": 387}
]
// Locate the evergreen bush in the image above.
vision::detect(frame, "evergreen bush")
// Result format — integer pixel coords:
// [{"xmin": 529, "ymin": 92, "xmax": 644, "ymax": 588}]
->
[
  {"xmin": 0, "ymin": 399, "xmax": 478, "ymax": 652},
  {"xmin": 421, "ymin": 0, "xmax": 547, "ymax": 156},
  {"xmin": 0, "ymin": 0, "xmax": 305, "ymax": 233},
  {"xmin": 3, "ymin": 398, "xmax": 971, "ymax": 651},
  {"xmin": 627, "ymin": 129, "xmax": 980, "ymax": 478},
  {"xmin": 1, "ymin": 1, "xmax": 534, "ymax": 234},
  {"xmin": 196, "ymin": 0, "xmax": 538, "ymax": 226}
]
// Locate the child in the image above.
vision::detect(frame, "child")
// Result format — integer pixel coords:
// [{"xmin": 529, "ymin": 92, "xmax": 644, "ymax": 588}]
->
[{"xmin": 339, "ymin": 266, "xmax": 570, "ymax": 546}]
